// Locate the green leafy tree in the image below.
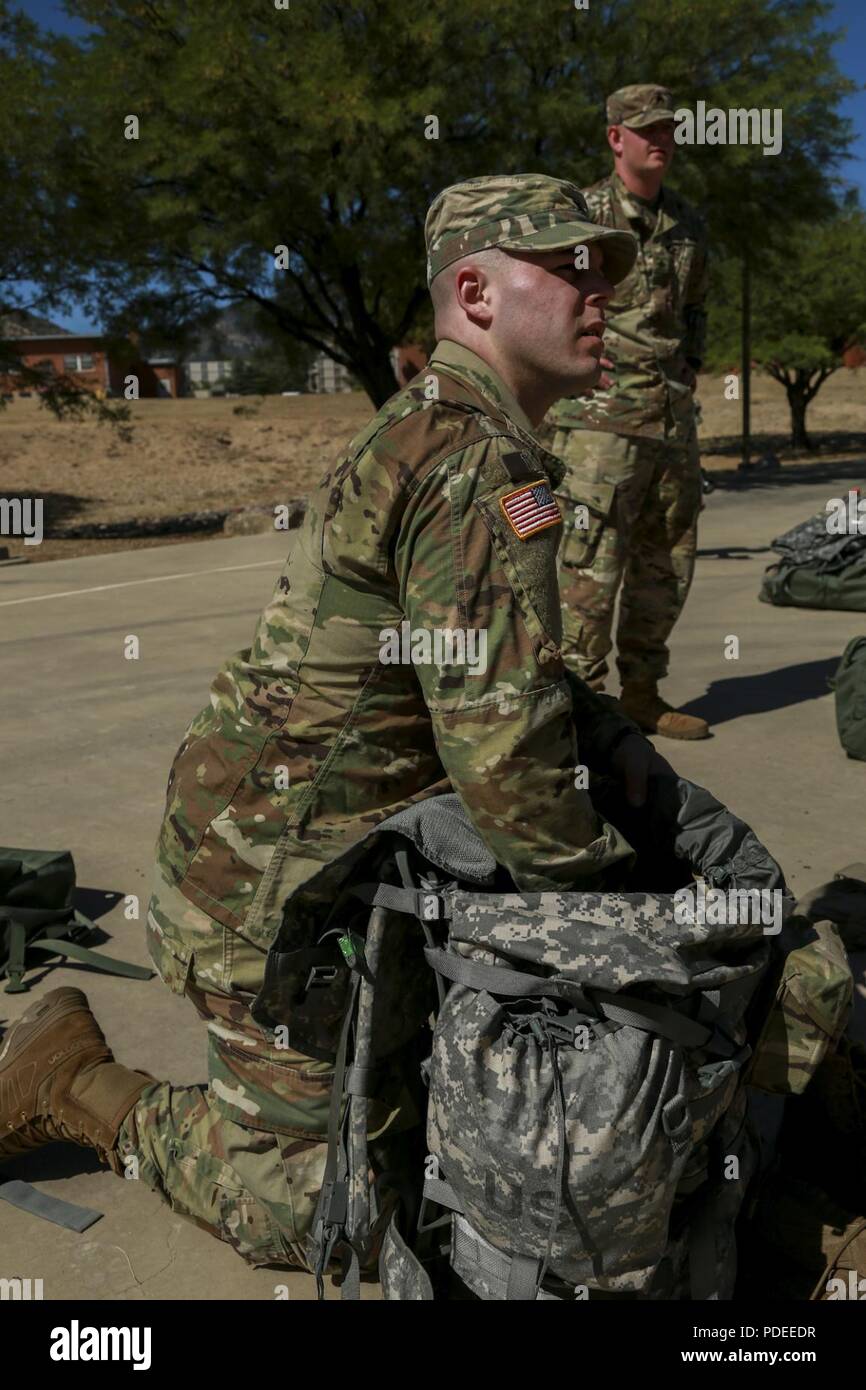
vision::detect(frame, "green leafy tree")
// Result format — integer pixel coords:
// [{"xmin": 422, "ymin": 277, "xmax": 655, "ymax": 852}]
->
[
  {"xmin": 705, "ymin": 203, "xmax": 866, "ymax": 448},
  {"xmin": 0, "ymin": 2, "xmax": 130, "ymax": 429},
  {"xmin": 227, "ymin": 344, "xmax": 316, "ymax": 396},
  {"xmin": 18, "ymin": 0, "xmax": 860, "ymax": 406}
]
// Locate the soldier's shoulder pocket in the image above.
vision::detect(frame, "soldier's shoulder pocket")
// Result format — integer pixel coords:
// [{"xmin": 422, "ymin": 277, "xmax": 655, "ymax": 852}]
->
[{"xmin": 473, "ymin": 478, "xmax": 565, "ymax": 651}]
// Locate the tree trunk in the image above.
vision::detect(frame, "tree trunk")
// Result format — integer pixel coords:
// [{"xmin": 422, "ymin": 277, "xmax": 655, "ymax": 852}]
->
[
  {"xmin": 349, "ymin": 345, "xmax": 400, "ymax": 408},
  {"xmin": 786, "ymin": 380, "xmax": 813, "ymax": 450}
]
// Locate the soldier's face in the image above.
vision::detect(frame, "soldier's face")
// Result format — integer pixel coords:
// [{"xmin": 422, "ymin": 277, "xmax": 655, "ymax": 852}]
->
[
  {"xmin": 613, "ymin": 121, "xmax": 675, "ymax": 177},
  {"xmin": 492, "ymin": 243, "xmax": 614, "ymax": 396}
]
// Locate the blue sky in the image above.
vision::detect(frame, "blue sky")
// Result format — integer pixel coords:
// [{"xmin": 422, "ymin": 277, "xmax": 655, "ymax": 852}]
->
[{"xmin": 14, "ymin": 0, "xmax": 866, "ymax": 333}]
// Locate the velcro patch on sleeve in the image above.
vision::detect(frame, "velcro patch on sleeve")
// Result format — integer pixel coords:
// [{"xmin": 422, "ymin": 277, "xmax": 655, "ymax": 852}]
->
[{"xmin": 499, "ymin": 480, "xmax": 562, "ymax": 540}]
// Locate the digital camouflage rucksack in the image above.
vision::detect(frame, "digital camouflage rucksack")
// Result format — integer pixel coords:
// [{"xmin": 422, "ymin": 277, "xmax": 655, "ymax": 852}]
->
[{"xmin": 249, "ymin": 770, "xmax": 851, "ymax": 1300}]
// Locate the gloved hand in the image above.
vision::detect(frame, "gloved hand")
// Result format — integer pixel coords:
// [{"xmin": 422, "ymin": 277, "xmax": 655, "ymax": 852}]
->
[{"xmin": 608, "ymin": 732, "xmax": 676, "ymax": 809}]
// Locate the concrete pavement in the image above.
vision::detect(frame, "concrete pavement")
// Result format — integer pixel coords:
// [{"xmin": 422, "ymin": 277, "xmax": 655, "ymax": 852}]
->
[{"xmin": 1, "ymin": 475, "xmax": 864, "ymax": 1299}]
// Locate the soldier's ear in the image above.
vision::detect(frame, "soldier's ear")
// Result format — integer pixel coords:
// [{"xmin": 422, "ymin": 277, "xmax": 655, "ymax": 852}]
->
[
  {"xmin": 453, "ymin": 263, "xmax": 495, "ymax": 327},
  {"xmin": 607, "ymin": 124, "xmax": 623, "ymax": 156}
]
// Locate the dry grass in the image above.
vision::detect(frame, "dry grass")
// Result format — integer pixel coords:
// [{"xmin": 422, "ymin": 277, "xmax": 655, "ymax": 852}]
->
[{"xmin": 1, "ymin": 370, "xmax": 864, "ymax": 565}]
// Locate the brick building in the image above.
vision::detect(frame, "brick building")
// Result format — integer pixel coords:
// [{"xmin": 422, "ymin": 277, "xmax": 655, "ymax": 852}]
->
[{"xmin": 0, "ymin": 321, "xmax": 181, "ymax": 399}]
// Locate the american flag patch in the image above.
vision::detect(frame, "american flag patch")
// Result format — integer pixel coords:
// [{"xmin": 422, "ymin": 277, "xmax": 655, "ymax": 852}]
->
[{"xmin": 500, "ymin": 480, "xmax": 562, "ymax": 540}]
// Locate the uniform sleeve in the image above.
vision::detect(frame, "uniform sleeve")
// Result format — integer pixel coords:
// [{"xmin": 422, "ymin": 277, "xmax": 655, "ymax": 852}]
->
[
  {"xmin": 393, "ymin": 438, "xmax": 633, "ymax": 890},
  {"xmin": 681, "ymin": 223, "xmax": 709, "ymax": 366}
]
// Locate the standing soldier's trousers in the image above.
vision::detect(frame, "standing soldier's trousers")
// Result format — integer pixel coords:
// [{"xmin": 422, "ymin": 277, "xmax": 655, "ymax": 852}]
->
[
  {"xmin": 116, "ymin": 862, "xmax": 416, "ymax": 1270},
  {"xmin": 551, "ymin": 425, "xmax": 703, "ymax": 690}
]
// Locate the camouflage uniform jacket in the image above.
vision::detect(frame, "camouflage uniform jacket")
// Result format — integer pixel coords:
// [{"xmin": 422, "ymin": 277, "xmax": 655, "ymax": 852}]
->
[
  {"xmin": 155, "ymin": 339, "xmax": 637, "ymax": 951},
  {"xmin": 547, "ymin": 172, "xmax": 708, "ymax": 441}
]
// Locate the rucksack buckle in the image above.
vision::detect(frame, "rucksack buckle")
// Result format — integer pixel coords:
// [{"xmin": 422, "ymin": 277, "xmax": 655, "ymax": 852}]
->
[
  {"xmin": 304, "ymin": 963, "xmax": 339, "ymax": 991},
  {"xmin": 544, "ymin": 1018, "xmax": 584, "ymax": 1048},
  {"xmin": 321, "ymin": 1180, "xmax": 349, "ymax": 1227}
]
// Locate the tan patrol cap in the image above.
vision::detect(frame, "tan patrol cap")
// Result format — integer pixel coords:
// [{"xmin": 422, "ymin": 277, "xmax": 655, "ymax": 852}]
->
[
  {"xmin": 606, "ymin": 83, "xmax": 676, "ymax": 129},
  {"xmin": 424, "ymin": 173, "xmax": 637, "ymax": 287}
]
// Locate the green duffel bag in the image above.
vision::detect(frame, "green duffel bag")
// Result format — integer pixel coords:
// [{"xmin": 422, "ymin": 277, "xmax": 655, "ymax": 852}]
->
[
  {"xmin": 831, "ymin": 636, "xmax": 866, "ymax": 761},
  {"xmin": 759, "ymin": 555, "xmax": 866, "ymax": 611},
  {"xmin": 0, "ymin": 846, "xmax": 153, "ymax": 993}
]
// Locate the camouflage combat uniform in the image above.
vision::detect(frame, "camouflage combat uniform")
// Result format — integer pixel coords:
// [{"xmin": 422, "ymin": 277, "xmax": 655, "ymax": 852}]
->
[
  {"xmin": 546, "ymin": 88, "xmax": 708, "ymax": 692},
  {"xmin": 118, "ymin": 175, "xmax": 642, "ymax": 1270}
]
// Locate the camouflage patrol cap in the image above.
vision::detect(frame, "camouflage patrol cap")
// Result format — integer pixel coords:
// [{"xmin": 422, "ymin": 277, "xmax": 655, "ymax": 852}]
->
[
  {"xmin": 425, "ymin": 173, "xmax": 637, "ymax": 287},
  {"xmin": 606, "ymin": 83, "xmax": 676, "ymax": 129}
]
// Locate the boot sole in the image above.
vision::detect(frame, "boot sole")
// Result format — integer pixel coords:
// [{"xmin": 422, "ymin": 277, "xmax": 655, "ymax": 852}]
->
[{"xmin": 648, "ymin": 726, "xmax": 711, "ymax": 741}]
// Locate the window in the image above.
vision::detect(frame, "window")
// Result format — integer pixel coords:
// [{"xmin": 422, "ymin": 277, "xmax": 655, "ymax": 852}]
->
[{"xmin": 63, "ymin": 352, "xmax": 95, "ymax": 372}]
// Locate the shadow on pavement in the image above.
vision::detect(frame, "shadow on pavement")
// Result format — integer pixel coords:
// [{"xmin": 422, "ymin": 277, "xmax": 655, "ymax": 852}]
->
[
  {"xmin": 703, "ymin": 459, "xmax": 866, "ymax": 492},
  {"xmin": 0, "ymin": 1142, "xmax": 104, "ymax": 1182},
  {"xmin": 697, "ymin": 545, "xmax": 771, "ymax": 559},
  {"xmin": 678, "ymin": 657, "xmax": 839, "ymax": 726}
]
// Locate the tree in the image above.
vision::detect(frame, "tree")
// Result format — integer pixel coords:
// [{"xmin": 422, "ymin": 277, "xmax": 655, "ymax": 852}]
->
[
  {"xmin": 0, "ymin": 3, "xmax": 130, "ymax": 428},
  {"xmin": 21, "ymin": 0, "xmax": 860, "ymax": 405},
  {"xmin": 228, "ymin": 345, "xmax": 316, "ymax": 396},
  {"xmin": 704, "ymin": 203, "xmax": 866, "ymax": 448}
]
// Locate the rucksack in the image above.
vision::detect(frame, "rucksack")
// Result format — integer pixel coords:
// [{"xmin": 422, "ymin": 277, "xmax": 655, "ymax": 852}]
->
[
  {"xmin": 0, "ymin": 847, "xmax": 153, "ymax": 993},
  {"xmin": 253, "ymin": 775, "xmax": 813, "ymax": 1300},
  {"xmin": 758, "ymin": 510, "xmax": 866, "ymax": 612},
  {"xmin": 830, "ymin": 636, "xmax": 866, "ymax": 760}
]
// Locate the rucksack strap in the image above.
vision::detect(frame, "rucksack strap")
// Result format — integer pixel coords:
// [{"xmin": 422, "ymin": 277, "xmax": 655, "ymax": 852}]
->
[
  {"xmin": 424, "ymin": 946, "xmax": 724, "ymax": 1051},
  {"xmin": 2, "ymin": 910, "xmax": 153, "ymax": 994},
  {"xmin": 0, "ymin": 1179, "xmax": 102, "ymax": 1232},
  {"xmin": 350, "ymin": 881, "xmax": 445, "ymax": 921}
]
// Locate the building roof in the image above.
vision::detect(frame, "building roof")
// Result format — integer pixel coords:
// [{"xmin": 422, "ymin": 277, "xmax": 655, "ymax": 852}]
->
[
  {"xmin": 0, "ymin": 333, "xmax": 105, "ymax": 343},
  {"xmin": 0, "ymin": 311, "xmax": 73, "ymax": 339}
]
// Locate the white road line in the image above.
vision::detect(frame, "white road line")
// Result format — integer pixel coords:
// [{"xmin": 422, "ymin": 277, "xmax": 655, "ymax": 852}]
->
[{"xmin": 0, "ymin": 559, "xmax": 283, "ymax": 607}]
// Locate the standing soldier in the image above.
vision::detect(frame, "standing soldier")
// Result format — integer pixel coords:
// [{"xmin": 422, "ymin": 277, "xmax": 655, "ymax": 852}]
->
[
  {"xmin": 547, "ymin": 84, "xmax": 710, "ymax": 739},
  {"xmin": 1, "ymin": 176, "xmax": 674, "ymax": 1274}
]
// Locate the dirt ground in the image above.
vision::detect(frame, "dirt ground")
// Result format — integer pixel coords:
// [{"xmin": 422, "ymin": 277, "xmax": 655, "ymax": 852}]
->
[{"xmin": 1, "ymin": 369, "xmax": 864, "ymax": 564}]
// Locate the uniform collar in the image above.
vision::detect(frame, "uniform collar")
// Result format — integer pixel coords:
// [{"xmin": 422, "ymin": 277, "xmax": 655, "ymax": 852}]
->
[
  {"xmin": 429, "ymin": 339, "xmax": 537, "ymax": 438},
  {"xmin": 612, "ymin": 172, "xmax": 677, "ymax": 235}
]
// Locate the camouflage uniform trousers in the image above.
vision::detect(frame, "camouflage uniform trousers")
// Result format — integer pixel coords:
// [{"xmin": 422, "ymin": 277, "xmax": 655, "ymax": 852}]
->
[
  {"xmin": 115, "ymin": 862, "xmax": 415, "ymax": 1271},
  {"xmin": 551, "ymin": 423, "xmax": 703, "ymax": 690}
]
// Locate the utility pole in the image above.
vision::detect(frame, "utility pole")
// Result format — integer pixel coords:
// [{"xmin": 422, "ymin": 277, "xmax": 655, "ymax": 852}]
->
[{"xmin": 741, "ymin": 252, "xmax": 751, "ymax": 468}]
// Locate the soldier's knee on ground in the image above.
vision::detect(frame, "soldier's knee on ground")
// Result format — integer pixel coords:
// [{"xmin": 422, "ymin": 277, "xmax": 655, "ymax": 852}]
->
[{"xmin": 117, "ymin": 1081, "xmax": 328, "ymax": 1270}]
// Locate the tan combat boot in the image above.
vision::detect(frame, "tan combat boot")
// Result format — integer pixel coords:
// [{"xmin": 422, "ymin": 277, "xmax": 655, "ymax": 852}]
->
[
  {"xmin": 0, "ymin": 987, "xmax": 155, "ymax": 1174},
  {"xmin": 618, "ymin": 683, "xmax": 710, "ymax": 741}
]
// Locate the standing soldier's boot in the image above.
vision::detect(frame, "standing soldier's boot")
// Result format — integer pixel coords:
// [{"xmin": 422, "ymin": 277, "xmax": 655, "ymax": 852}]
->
[
  {"xmin": 618, "ymin": 680, "xmax": 710, "ymax": 741},
  {"xmin": 0, "ymin": 987, "xmax": 155, "ymax": 1172}
]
